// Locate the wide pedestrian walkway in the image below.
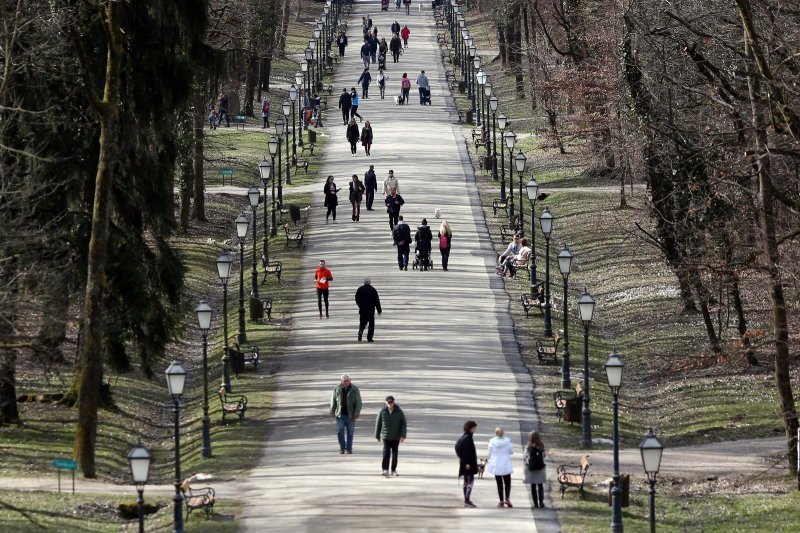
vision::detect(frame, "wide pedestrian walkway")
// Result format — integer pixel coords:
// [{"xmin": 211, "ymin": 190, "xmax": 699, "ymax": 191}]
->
[{"xmin": 239, "ymin": 3, "xmax": 556, "ymax": 531}]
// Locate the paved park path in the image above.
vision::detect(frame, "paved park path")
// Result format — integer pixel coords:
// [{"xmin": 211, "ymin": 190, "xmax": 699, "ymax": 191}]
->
[{"xmin": 237, "ymin": 2, "xmax": 555, "ymax": 532}]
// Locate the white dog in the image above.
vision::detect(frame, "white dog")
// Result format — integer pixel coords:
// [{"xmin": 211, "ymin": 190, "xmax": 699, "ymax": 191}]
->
[
  {"xmin": 418, "ymin": 3, "xmax": 422, "ymax": 13},
  {"xmin": 434, "ymin": 208, "xmax": 441, "ymax": 218},
  {"xmin": 394, "ymin": 95, "xmax": 404, "ymax": 106}
]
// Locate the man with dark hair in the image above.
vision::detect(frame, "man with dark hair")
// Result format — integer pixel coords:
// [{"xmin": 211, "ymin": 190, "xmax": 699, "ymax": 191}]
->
[
  {"xmin": 355, "ymin": 278, "xmax": 382, "ymax": 342},
  {"xmin": 375, "ymin": 395, "xmax": 407, "ymax": 476},
  {"xmin": 364, "ymin": 165, "xmax": 378, "ymax": 210},
  {"xmin": 338, "ymin": 88, "xmax": 352, "ymax": 125},
  {"xmin": 392, "ymin": 215, "xmax": 412, "ymax": 270}
]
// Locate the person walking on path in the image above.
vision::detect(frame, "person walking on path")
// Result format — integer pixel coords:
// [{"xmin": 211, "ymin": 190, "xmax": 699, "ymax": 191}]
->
[
  {"xmin": 361, "ymin": 120, "xmax": 374, "ymax": 156},
  {"xmin": 438, "ymin": 219, "xmax": 453, "ymax": 271},
  {"xmin": 523, "ymin": 431, "xmax": 547, "ymax": 508},
  {"xmin": 375, "ymin": 395, "xmax": 407, "ymax": 476},
  {"xmin": 416, "ymin": 70, "xmax": 429, "ymax": 105},
  {"xmin": 455, "ymin": 420, "xmax": 479, "ymax": 508},
  {"xmin": 391, "ymin": 20, "xmax": 401, "ymax": 35},
  {"xmin": 400, "ymin": 24, "xmax": 410, "ymax": 47},
  {"xmin": 390, "ymin": 33, "xmax": 402, "ymax": 63},
  {"xmin": 392, "ymin": 215, "xmax": 412, "ymax": 270},
  {"xmin": 400, "ymin": 73, "xmax": 411, "ymax": 104},
  {"xmin": 385, "ymin": 187, "xmax": 405, "ymax": 232},
  {"xmin": 360, "ymin": 37, "xmax": 371, "ymax": 69},
  {"xmin": 378, "ymin": 38, "xmax": 388, "ymax": 60},
  {"xmin": 324, "ymin": 175, "xmax": 341, "ymax": 222},
  {"xmin": 261, "ymin": 99, "xmax": 271, "ymax": 128},
  {"xmin": 364, "ymin": 165, "xmax": 378, "ymax": 210},
  {"xmin": 337, "ymin": 31, "xmax": 348, "ymax": 57},
  {"xmin": 414, "ymin": 218, "xmax": 434, "ymax": 271},
  {"xmin": 314, "ymin": 259, "xmax": 334, "ymax": 319},
  {"xmin": 349, "ymin": 174, "xmax": 366, "ymax": 221},
  {"xmin": 330, "ymin": 374, "xmax": 362, "ymax": 454},
  {"xmin": 487, "ymin": 427, "xmax": 514, "ymax": 508},
  {"xmin": 378, "ymin": 70, "xmax": 388, "ymax": 99},
  {"xmin": 218, "ymin": 92, "xmax": 231, "ymax": 127},
  {"xmin": 395, "ymin": 0, "xmax": 401, "ymax": 11},
  {"xmin": 350, "ymin": 88, "xmax": 363, "ymax": 122},
  {"xmin": 368, "ymin": 32, "xmax": 379, "ymax": 64},
  {"xmin": 382, "ymin": 169, "xmax": 399, "ymax": 196},
  {"xmin": 403, "ymin": 0, "xmax": 411, "ymax": 16},
  {"xmin": 358, "ymin": 67, "xmax": 372, "ymax": 99},
  {"xmin": 338, "ymin": 88, "xmax": 352, "ymax": 125},
  {"xmin": 355, "ymin": 278, "xmax": 382, "ymax": 342},
  {"xmin": 346, "ymin": 118, "xmax": 361, "ymax": 157}
]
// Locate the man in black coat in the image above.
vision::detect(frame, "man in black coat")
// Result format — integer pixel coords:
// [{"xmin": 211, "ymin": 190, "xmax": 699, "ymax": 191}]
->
[
  {"xmin": 337, "ymin": 31, "xmax": 348, "ymax": 57},
  {"xmin": 338, "ymin": 88, "xmax": 352, "ymax": 125},
  {"xmin": 392, "ymin": 215, "xmax": 412, "ymax": 270},
  {"xmin": 385, "ymin": 188, "xmax": 405, "ymax": 232},
  {"xmin": 355, "ymin": 279, "xmax": 382, "ymax": 342},
  {"xmin": 391, "ymin": 21, "xmax": 401, "ymax": 35},
  {"xmin": 364, "ymin": 165, "xmax": 378, "ymax": 210},
  {"xmin": 390, "ymin": 34, "xmax": 402, "ymax": 63}
]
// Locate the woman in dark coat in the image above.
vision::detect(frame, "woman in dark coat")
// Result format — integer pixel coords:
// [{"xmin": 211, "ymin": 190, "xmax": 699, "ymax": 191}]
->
[
  {"xmin": 456, "ymin": 420, "xmax": 478, "ymax": 508},
  {"xmin": 524, "ymin": 430, "xmax": 548, "ymax": 508},
  {"xmin": 323, "ymin": 175, "xmax": 341, "ymax": 222},
  {"xmin": 349, "ymin": 174, "xmax": 366, "ymax": 221},
  {"xmin": 346, "ymin": 118, "xmax": 361, "ymax": 156},
  {"xmin": 360, "ymin": 120, "xmax": 374, "ymax": 156}
]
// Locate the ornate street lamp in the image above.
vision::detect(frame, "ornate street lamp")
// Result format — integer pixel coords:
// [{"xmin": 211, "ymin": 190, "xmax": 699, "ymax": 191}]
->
[
  {"xmin": 281, "ymin": 101, "xmax": 292, "ymax": 185},
  {"xmin": 258, "ymin": 159, "xmax": 271, "ymax": 264},
  {"xmin": 514, "ymin": 150, "xmax": 527, "ymax": 234},
  {"xmin": 539, "ymin": 207, "xmax": 554, "ymax": 337},
  {"xmin": 299, "ymin": 60, "xmax": 309, "ymax": 141},
  {"xmin": 290, "ymin": 82, "xmax": 299, "ymax": 155},
  {"xmin": 235, "ymin": 213, "xmax": 249, "ymax": 345},
  {"xmin": 468, "ymin": 45, "xmax": 477, "ymax": 121},
  {"xmin": 476, "ymin": 69, "xmax": 486, "ymax": 133},
  {"xmin": 578, "ymin": 289, "xmax": 596, "ymax": 448},
  {"xmin": 268, "ymin": 136, "xmax": 279, "ymax": 236},
  {"xmin": 165, "ymin": 361, "xmax": 186, "ymax": 533},
  {"xmin": 489, "ymin": 95, "xmax": 498, "ymax": 183},
  {"xmin": 498, "ymin": 113, "xmax": 508, "ymax": 198},
  {"xmin": 275, "ymin": 118, "xmax": 285, "ymax": 206},
  {"xmin": 308, "ymin": 40, "xmax": 317, "ymax": 92},
  {"xmin": 195, "ymin": 300, "xmax": 213, "ymax": 458},
  {"xmin": 640, "ymin": 428, "xmax": 665, "ymax": 533},
  {"xmin": 504, "ymin": 129, "xmax": 517, "ymax": 223},
  {"xmin": 525, "ymin": 178, "xmax": 540, "ymax": 290},
  {"xmin": 604, "ymin": 349, "xmax": 625, "ymax": 533},
  {"xmin": 127, "ymin": 442, "xmax": 152, "ymax": 533},
  {"xmin": 557, "ymin": 244, "xmax": 573, "ymax": 389},
  {"xmin": 247, "ymin": 188, "xmax": 260, "ymax": 298},
  {"xmin": 215, "ymin": 251, "xmax": 233, "ymax": 392}
]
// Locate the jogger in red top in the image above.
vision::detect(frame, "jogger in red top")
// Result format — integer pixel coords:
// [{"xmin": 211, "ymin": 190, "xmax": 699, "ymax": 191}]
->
[{"xmin": 314, "ymin": 260, "xmax": 334, "ymax": 318}]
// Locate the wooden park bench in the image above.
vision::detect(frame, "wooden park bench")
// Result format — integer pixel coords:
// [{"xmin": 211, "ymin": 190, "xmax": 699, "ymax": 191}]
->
[
  {"xmin": 500, "ymin": 223, "xmax": 518, "ymax": 243},
  {"xmin": 234, "ymin": 344, "xmax": 261, "ymax": 372},
  {"xmin": 284, "ymin": 224, "xmax": 304, "ymax": 248},
  {"xmin": 521, "ymin": 292, "xmax": 546, "ymax": 317},
  {"xmin": 300, "ymin": 143, "xmax": 316, "ymax": 156},
  {"xmin": 492, "ymin": 198, "xmax": 508, "ymax": 217},
  {"xmin": 180, "ymin": 478, "xmax": 215, "ymax": 520},
  {"xmin": 261, "ymin": 256, "xmax": 282, "ymax": 284},
  {"xmin": 557, "ymin": 455, "xmax": 591, "ymax": 499},
  {"xmin": 294, "ymin": 159, "xmax": 310, "ymax": 175},
  {"xmin": 510, "ymin": 254, "xmax": 530, "ymax": 279},
  {"xmin": 218, "ymin": 386, "xmax": 247, "ymax": 422},
  {"xmin": 554, "ymin": 384, "xmax": 582, "ymax": 423},
  {"xmin": 536, "ymin": 330, "xmax": 562, "ymax": 364}
]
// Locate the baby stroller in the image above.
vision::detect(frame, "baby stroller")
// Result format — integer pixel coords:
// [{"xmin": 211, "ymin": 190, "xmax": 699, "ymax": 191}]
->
[
  {"xmin": 412, "ymin": 247, "xmax": 434, "ymax": 271},
  {"xmin": 420, "ymin": 86, "xmax": 432, "ymax": 105}
]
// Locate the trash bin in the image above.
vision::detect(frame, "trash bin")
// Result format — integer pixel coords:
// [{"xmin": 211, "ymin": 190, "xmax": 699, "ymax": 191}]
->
[
  {"xmin": 228, "ymin": 347, "xmax": 245, "ymax": 376},
  {"xmin": 249, "ymin": 295, "xmax": 264, "ymax": 321},
  {"xmin": 607, "ymin": 473, "xmax": 630, "ymax": 507},
  {"xmin": 466, "ymin": 110, "xmax": 473, "ymax": 125},
  {"xmin": 563, "ymin": 397, "xmax": 581, "ymax": 423},
  {"xmin": 309, "ymin": 129, "xmax": 317, "ymax": 143},
  {"xmin": 483, "ymin": 154, "xmax": 493, "ymax": 171},
  {"xmin": 458, "ymin": 81, "xmax": 466, "ymax": 94}
]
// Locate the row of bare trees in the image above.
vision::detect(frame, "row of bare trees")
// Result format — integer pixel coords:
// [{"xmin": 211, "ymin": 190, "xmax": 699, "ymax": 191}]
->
[
  {"xmin": 477, "ymin": 0, "xmax": 798, "ymax": 476},
  {"xmin": 0, "ymin": 0, "xmax": 296, "ymax": 478}
]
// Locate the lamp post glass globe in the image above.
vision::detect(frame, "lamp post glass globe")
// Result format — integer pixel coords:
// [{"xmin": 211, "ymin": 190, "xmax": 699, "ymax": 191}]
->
[
  {"xmin": 235, "ymin": 213, "xmax": 249, "ymax": 240},
  {"xmin": 604, "ymin": 349, "xmax": 625, "ymax": 390},
  {"xmin": 247, "ymin": 186, "xmax": 260, "ymax": 209},
  {"xmin": 473, "ymin": 56, "xmax": 481, "ymax": 69},
  {"xmin": 216, "ymin": 252, "xmax": 232, "ymax": 280},
  {"xmin": 504, "ymin": 129, "xmax": 516, "ymax": 150},
  {"xmin": 526, "ymin": 178, "xmax": 539, "ymax": 202},
  {"xmin": 165, "ymin": 361, "xmax": 186, "ymax": 398},
  {"xmin": 477, "ymin": 70, "xmax": 486, "ymax": 85},
  {"xmin": 540, "ymin": 207, "xmax": 553, "ymax": 236},
  {"xmin": 484, "ymin": 83, "xmax": 492, "ymax": 97},
  {"xmin": 282, "ymin": 100, "xmax": 291, "ymax": 116},
  {"xmin": 258, "ymin": 159, "xmax": 271, "ymax": 185},
  {"xmin": 127, "ymin": 442, "xmax": 152, "ymax": 486},
  {"xmin": 515, "ymin": 151, "xmax": 527, "ymax": 173},
  {"xmin": 469, "ymin": 44, "xmax": 476, "ymax": 57},
  {"xmin": 305, "ymin": 47, "xmax": 313, "ymax": 61},
  {"xmin": 309, "ymin": 38, "xmax": 317, "ymax": 50},
  {"xmin": 268, "ymin": 136, "xmax": 279, "ymax": 156},
  {"xmin": 640, "ymin": 428, "xmax": 664, "ymax": 476},
  {"xmin": 290, "ymin": 83, "xmax": 299, "ymax": 99},
  {"xmin": 276, "ymin": 117, "xmax": 285, "ymax": 136},
  {"xmin": 558, "ymin": 244, "xmax": 573, "ymax": 275},
  {"xmin": 578, "ymin": 289, "xmax": 595, "ymax": 323},
  {"xmin": 497, "ymin": 112, "xmax": 507, "ymax": 129},
  {"xmin": 300, "ymin": 60, "xmax": 308, "ymax": 72},
  {"xmin": 195, "ymin": 300, "xmax": 213, "ymax": 331}
]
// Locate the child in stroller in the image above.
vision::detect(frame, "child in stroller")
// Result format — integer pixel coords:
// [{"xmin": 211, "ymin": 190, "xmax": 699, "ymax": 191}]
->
[
  {"xmin": 420, "ymin": 86, "xmax": 432, "ymax": 105},
  {"xmin": 413, "ymin": 219, "xmax": 434, "ymax": 271}
]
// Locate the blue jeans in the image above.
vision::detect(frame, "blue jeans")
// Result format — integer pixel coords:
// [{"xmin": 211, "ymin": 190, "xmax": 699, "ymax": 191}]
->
[{"xmin": 336, "ymin": 416, "xmax": 356, "ymax": 451}]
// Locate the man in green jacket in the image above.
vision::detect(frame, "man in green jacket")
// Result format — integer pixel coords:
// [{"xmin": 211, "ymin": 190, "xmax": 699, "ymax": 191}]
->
[
  {"xmin": 375, "ymin": 395, "xmax": 407, "ymax": 476},
  {"xmin": 330, "ymin": 374, "xmax": 363, "ymax": 454}
]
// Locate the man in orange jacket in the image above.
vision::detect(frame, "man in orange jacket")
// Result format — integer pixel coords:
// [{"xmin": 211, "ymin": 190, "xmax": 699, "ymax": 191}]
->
[{"xmin": 314, "ymin": 259, "xmax": 334, "ymax": 318}]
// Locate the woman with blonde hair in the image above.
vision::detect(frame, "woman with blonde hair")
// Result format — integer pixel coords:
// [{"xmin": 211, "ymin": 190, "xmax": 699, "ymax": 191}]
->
[
  {"xmin": 524, "ymin": 431, "xmax": 547, "ymax": 508},
  {"xmin": 437, "ymin": 220, "xmax": 452, "ymax": 271},
  {"xmin": 487, "ymin": 427, "xmax": 514, "ymax": 508}
]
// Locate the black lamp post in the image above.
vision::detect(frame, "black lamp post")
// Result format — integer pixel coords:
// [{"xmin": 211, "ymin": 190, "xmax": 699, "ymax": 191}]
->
[
  {"xmin": 498, "ymin": 113, "xmax": 507, "ymax": 199},
  {"xmin": 539, "ymin": 206, "xmax": 554, "ymax": 336},
  {"xmin": 282, "ymin": 99, "xmax": 292, "ymax": 184},
  {"xmin": 308, "ymin": 39, "xmax": 317, "ymax": 93},
  {"xmin": 195, "ymin": 300, "xmax": 213, "ymax": 458},
  {"xmin": 604, "ymin": 349, "xmax": 625, "ymax": 533},
  {"xmin": 640, "ymin": 428, "xmax": 664, "ymax": 533},
  {"xmin": 247, "ymin": 187, "xmax": 260, "ymax": 298},
  {"xmin": 578, "ymin": 289, "xmax": 595, "ymax": 448},
  {"xmin": 127, "ymin": 442, "xmax": 152, "ymax": 533},
  {"xmin": 274, "ymin": 118, "xmax": 284, "ymax": 207},
  {"xmin": 460, "ymin": 29, "xmax": 468, "ymax": 80},
  {"xmin": 216, "ymin": 252, "xmax": 232, "ymax": 393},
  {"xmin": 557, "ymin": 244, "xmax": 573, "ymax": 389},
  {"xmin": 235, "ymin": 213, "xmax": 249, "ymax": 345},
  {"xmin": 290, "ymin": 81, "xmax": 299, "ymax": 156},
  {"xmin": 468, "ymin": 45, "xmax": 477, "ymax": 121},
  {"xmin": 258, "ymin": 159, "xmax": 272, "ymax": 264},
  {"xmin": 504, "ymin": 129, "xmax": 517, "ymax": 224},
  {"xmin": 489, "ymin": 95, "xmax": 498, "ymax": 183},
  {"xmin": 268, "ymin": 136, "xmax": 279, "ymax": 236},
  {"xmin": 476, "ymin": 67, "xmax": 485, "ymax": 129},
  {"xmin": 299, "ymin": 59, "xmax": 309, "ymax": 143},
  {"xmin": 165, "ymin": 361, "xmax": 186, "ymax": 533},
  {"xmin": 514, "ymin": 150, "xmax": 527, "ymax": 234},
  {"xmin": 525, "ymin": 178, "xmax": 540, "ymax": 291}
]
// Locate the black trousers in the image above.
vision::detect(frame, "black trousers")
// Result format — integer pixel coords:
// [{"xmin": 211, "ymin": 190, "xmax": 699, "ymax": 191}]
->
[
  {"xmin": 365, "ymin": 189, "xmax": 375, "ymax": 210},
  {"xmin": 495, "ymin": 474, "xmax": 511, "ymax": 501},
  {"xmin": 316, "ymin": 288, "xmax": 329, "ymax": 316},
  {"xmin": 358, "ymin": 311, "xmax": 375, "ymax": 340},
  {"xmin": 341, "ymin": 108, "xmax": 350, "ymax": 124},
  {"xmin": 381, "ymin": 439, "xmax": 400, "ymax": 471},
  {"xmin": 388, "ymin": 212, "xmax": 399, "ymax": 231},
  {"xmin": 339, "ymin": 45, "xmax": 346, "ymax": 57},
  {"xmin": 397, "ymin": 243, "xmax": 409, "ymax": 269}
]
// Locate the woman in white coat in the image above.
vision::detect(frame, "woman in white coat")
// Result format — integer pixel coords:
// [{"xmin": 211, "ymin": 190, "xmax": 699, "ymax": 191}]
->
[{"xmin": 487, "ymin": 427, "xmax": 514, "ymax": 507}]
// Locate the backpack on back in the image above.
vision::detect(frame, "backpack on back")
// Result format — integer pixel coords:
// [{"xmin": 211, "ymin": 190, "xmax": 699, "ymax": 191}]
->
[
  {"xmin": 439, "ymin": 234, "xmax": 448, "ymax": 249},
  {"xmin": 526, "ymin": 446, "xmax": 545, "ymax": 471},
  {"xmin": 454, "ymin": 434, "xmax": 467, "ymax": 458}
]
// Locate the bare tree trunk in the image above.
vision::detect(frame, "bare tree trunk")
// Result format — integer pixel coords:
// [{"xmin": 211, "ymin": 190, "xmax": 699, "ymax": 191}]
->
[
  {"xmin": 244, "ymin": 52, "xmax": 257, "ymax": 116},
  {"xmin": 73, "ymin": 3, "xmax": 125, "ymax": 478},
  {"xmin": 497, "ymin": 23, "xmax": 507, "ymax": 67},
  {"xmin": 179, "ymin": 112, "xmax": 193, "ymax": 232},
  {"xmin": 192, "ymin": 92, "xmax": 206, "ymax": 222},
  {"xmin": 0, "ymin": 290, "xmax": 19, "ymax": 424}
]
